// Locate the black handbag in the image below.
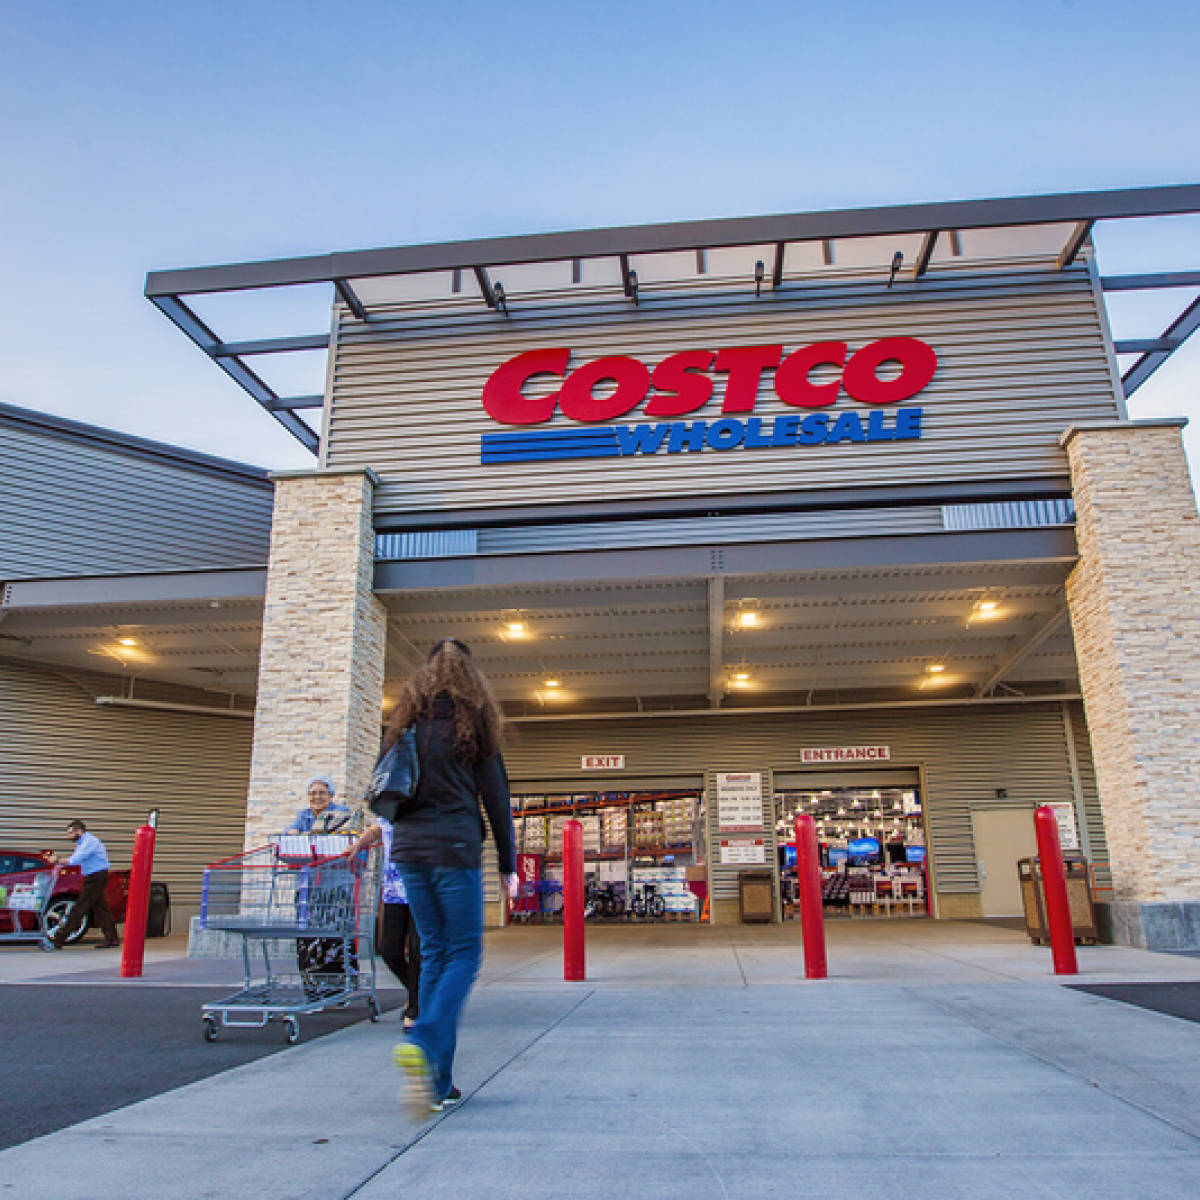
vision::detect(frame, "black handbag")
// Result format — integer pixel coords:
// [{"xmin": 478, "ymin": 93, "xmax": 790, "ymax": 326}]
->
[{"xmin": 366, "ymin": 726, "xmax": 420, "ymax": 823}]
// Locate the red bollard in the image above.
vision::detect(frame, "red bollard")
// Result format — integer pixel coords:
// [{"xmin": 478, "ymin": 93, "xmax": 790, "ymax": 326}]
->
[
  {"xmin": 1034, "ymin": 805, "xmax": 1078, "ymax": 976},
  {"xmin": 794, "ymin": 814, "xmax": 828, "ymax": 980},
  {"xmin": 562, "ymin": 818, "xmax": 586, "ymax": 981},
  {"xmin": 120, "ymin": 812, "xmax": 158, "ymax": 979}
]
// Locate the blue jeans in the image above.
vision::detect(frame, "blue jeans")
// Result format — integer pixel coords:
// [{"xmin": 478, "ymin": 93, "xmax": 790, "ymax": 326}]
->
[{"xmin": 395, "ymin": 864, "xmax": 483, "ymax": 1101}]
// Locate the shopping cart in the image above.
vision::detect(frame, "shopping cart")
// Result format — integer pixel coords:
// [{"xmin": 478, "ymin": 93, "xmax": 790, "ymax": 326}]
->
[
  {"xmin": 198, "ymin": 837, "xmax": 381, "ymax": 1044},
  {"xmin": 0, "ymin": 866, "xmax": 57, "ymax": 950}
]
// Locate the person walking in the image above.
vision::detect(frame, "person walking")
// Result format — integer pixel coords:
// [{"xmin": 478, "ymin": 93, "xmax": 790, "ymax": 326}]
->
[
  {"xmin": 48, "ymin": 820, "xmax": 120, "ymax": 949},
  {"xmin": 348, "ymin": 817, "xmax": 421, "ymax": 1027},
  {"xmin": 386, "ymin": 638, "xmax": 518, "ymax": 1117}
]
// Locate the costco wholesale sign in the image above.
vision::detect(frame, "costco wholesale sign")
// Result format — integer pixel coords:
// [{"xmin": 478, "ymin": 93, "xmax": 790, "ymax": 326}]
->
[{"xmin": 479, "ymin": 337, "xmax": 936, "ymax": 465}]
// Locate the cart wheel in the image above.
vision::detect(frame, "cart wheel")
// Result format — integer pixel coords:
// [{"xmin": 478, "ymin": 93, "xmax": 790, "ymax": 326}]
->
[
  {"xmin": 367, "ymin": 996, "xmax": 381, "ymax": 1022},
  {"xmin": 202, "ymin": 1017, "xmax": 219, "ymax": 1043},
  {"xmin": 283, "ymin": 1016, "xmax": 301, "ymax": 1045}
]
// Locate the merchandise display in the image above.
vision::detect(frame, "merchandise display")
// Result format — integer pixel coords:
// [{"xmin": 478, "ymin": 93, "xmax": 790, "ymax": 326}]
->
[
  {"xmin": 510, "ymin": 790, "xmax": 702, "ymax": 922},
  {"xmin": 776, "ymin": 785, "xmax": 930, "ymax": 920}
]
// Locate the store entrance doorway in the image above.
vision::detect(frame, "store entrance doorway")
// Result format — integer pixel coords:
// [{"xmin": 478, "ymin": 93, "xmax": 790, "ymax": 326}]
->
[
  {"xmin": 973, "ymin": 807, "xmax": 1038, "ymax": 917},
  {"xmin": 775, "ymin": 770, "xmax": 928, "ymax": 920}
]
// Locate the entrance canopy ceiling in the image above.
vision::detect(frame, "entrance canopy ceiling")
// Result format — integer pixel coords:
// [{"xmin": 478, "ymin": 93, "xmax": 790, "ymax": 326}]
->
[
  {"xmin": 145, "ymin": 184, "xmax": 1200, "ymax": 457},
  {"xmin": 2, "ymin": 550, "xmax": 1077, "ymax": 718}
]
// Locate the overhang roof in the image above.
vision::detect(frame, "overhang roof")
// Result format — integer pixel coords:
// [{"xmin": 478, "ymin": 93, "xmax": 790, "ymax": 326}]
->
[{"xmin": 145, "ymin": 184, "xmax": 1200, "ymax": 455}]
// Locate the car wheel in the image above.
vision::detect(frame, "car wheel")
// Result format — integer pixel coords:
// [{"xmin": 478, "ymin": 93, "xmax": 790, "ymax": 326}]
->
[{"xmin": 42, "ymin": 897, "xmax": 88, "ymax": 945}]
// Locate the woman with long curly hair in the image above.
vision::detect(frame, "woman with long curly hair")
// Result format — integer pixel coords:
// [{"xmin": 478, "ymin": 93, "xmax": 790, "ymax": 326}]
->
[{"xmin": 387, "ymin": 638, "xmax": 518, "ymax": 1117}]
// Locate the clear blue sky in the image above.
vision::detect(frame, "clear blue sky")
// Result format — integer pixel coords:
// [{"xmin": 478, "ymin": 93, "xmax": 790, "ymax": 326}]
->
[{"xmin": 2, "ymin": 0, "xmax": 1198, "ymax": 471}]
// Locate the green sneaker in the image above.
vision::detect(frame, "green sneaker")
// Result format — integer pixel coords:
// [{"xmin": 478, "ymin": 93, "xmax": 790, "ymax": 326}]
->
[{"xmin": 392, "ymin": 1042, "xmax": 433, "ymax": 1120}]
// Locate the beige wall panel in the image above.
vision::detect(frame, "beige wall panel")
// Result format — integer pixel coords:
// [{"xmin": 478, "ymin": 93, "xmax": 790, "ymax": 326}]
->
[
  {"xmin": 0, "ymin": 659, "xmax": 252, "ymax": 923},
  {"xmin": 324, "ymin": 271, "xmax": 1120, "ymax": 515}
]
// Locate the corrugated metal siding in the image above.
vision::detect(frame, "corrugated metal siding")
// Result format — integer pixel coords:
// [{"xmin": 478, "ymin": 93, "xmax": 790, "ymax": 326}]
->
[
  {"xmin": 324, "ymin": 269, "xmax": 1120, "ymax": 515},
  {"xmin": 501, "ymin": 701, "xmax": 1085, "ymax": 898},
  {"xmin": 375, "ymin": 531, "xmax": 479, "ymax": 560},
  {"xmin": 1068, "ymin": 700, "xmax": 1111, "ymax": 890},
  {"xmin": 0, "ymin": 422, "xmax": 273, "ymax": 579},
  {"xmin": 477, "ymin": 507, "xmax": 944, "ymax": 555},
  {"xmin": 0, "ymin": 659, "xmax": 252, "ymax": 921},
  {"xmin": 943, "ymin": 500, "xmax": 1076, "ymax": 530}
]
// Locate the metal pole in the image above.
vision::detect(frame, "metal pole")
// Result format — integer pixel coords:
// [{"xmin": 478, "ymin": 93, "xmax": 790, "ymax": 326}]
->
[
  {"xmin": 562, "ymin": 819, "xmax": 586, "ymax": 981},
  {"xmin": 1034, "ymin": 806, "xmax": 1078, "ymax": 976},
  {"xmin": 120, "ymin": 814, "xmax": 158, "ymax": 978},
  {"xmin": 794, "ymin": 814, "xmax": 828, "ymax": 980}
]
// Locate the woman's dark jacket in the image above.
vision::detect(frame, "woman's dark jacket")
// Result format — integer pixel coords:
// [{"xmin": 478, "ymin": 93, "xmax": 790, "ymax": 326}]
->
[{"xmin": 389, "ymin": 695, "xmax": 517, "ymax": 875}]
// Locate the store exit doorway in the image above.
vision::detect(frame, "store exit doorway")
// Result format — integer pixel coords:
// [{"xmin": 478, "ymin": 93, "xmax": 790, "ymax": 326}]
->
[{"xmin": 775, "ymin": 772, "xmax": 928, "ymax": 920}]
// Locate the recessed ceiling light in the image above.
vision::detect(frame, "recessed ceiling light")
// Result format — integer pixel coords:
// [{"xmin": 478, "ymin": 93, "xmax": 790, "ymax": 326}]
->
[
  {"xmin": 927, "ymin": 663, "xmax": 945, "ymax": 674},
  {"xmin": 978, "ymin": 600, "xmax": 998, "ymax": 612},
  {"xmin": 543, "ymin": 678, "xmax": 560, "ymax": 688},
  {"xmin": 117, "ymin": 637, "xmax": 138, "ymax": 647},
  {"xmin": 506, "ymin": 621, "xmax": 527, "ymax": 636},
  {"xmin": 733, "ymin": 670, "xmax": 751, "ymax": 682},
  {"xmin": 737, "ymin": 610, "xmax": 758, "ymax": 628}
]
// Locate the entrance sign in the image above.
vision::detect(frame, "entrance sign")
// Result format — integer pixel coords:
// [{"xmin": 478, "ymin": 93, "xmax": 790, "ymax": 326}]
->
[
  {"xmin": 719, "ymin": 837, "xmax": 767, "ymax": 865},
  {"xmin": 581, "ymin": 755, "xmax": 625, "ymax": 770},
  {"xmin": 801, "ymin": 745, "xmax": 891, "ymax": 764},
  {"xmin": 1044, "ymin": 801, "xmax": 1080, "ymax": 851},
  {"xmin": 717, "ymin": 772, "xmax": 764, "ymax": 832}
]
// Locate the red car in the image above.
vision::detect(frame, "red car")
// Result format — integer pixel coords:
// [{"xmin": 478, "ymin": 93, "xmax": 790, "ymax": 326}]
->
[{"xmin": 0, "ymin": 850, "xmax": 130, "ymax": 944}]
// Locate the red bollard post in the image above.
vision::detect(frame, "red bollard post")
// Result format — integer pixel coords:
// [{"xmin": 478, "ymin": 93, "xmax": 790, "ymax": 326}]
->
[
  {"xmin": 120, "ymin": 811, "xmax": 158, "ymax": 979},
  {"xmin": 562, "ymin": 818, "xmax": 586, "ymax": 981},
  {"xmin": 794, "ymin": 814, "xmax": 828, "ymax": 980},
  {"xmin": 1034, "ymin": 805, "xmax": 1078, "ymax": 976}
]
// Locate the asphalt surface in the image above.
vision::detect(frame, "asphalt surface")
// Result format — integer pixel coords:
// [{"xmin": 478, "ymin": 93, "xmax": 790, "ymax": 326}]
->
[
  {"xmin": 0, "ymin": 983, "xmax": 405, "ymax": 1150},
  {"xmin": 1071, "ymin": 980, "xmax": 1200, "ymax": 1025}
]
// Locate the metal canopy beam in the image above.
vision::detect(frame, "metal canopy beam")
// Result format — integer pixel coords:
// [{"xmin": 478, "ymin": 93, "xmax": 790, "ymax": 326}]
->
[
  {"xmin": 149, "ymin": 295, "xmax": 319, "ymax": 452},
  {"xmin": 1056, "ymin": 220, "xmax": 1093, "ymax": 269},
  {"xmin": 1100, "ymin": 270, "xmax": 1200, "ymax": 291},
  {"xmin": 911, "ymin": 230, "xmax": 938, "ymax": 279},
  {"xmin": 771, "ymin": 241, "xmax": 785, "ymax": 288},
  {"xmin": 708, "ymin": 576, "xmax": 725, "ymax": 707},
  {"xmin": 334, "ymin": 278, "xmax": 367, "ymax": 320},
  {"xmin": 268, "ymin": 395, "xmax": 325, "ymax": 411},
  {"xmin": 1, "ymin": 567, "xmax": 268, "ymax": 609},
  {"xmin": 976, "ymin": 605, "xmax": 1069, "ymax": 696},
  {"xmin": 374, "ymin": 527, "xmax": 1077, "ymax": 594},
  {"xmin": 144, "ymin": 184, "xmax": 1200, "ymax": 297},
  {"xmin": 1122, "ymin": 291, "xmax": 1200, "ymax": 395},
  {"xmin": 210, "ymin": 334, "xmax": 330, "ymax": 358},
  {"xmin": 1114, "ymin": 337, "xmax": 1180, "ymax": 355}
]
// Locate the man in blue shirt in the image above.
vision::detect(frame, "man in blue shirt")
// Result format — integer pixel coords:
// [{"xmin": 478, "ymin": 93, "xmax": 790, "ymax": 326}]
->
[{"xmin": 48, "ymin": 820, "xmax": 120, "ymax": 949}]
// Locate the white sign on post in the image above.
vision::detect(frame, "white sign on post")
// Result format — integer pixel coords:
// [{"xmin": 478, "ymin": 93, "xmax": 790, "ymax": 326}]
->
[
  {"xmin": 716, "ymin": 772, "xmax": 764, "ymax": 832},
  {"xmin": 719, "ymin": 838, "xmax": 766, "ymax": 865},
  {"xmin": 1045, "ymin": 802, "xmax": 1080, "ymax": 852}
]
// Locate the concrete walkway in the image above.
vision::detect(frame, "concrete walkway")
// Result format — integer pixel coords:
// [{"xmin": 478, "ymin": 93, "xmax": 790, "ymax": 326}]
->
[{"xmin": 4, "ymin": 922, "xmax": 1200, "ymax": 1198}]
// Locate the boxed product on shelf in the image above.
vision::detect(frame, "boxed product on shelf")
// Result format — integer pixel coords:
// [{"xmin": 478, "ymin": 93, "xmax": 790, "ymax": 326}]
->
[
  {"xmin": 597, "ymin": 860, "xmax": 628, "ymax": 884},
  {"xmin": 548, "ymin": 815, "xmax": 568, "ymax": 853},
  {"xmin": 521, "ymin": 815, "xmax": 547, "ymax": 852},
  {"xmin": 519, "ymin": 795, "xmax": 545, "ymax": 810},
  {"xmin": 633, "ymin": 811, "xmax": 665, "ymax": 847},
  {"xmin": 579, "ymin": 814, "xmax": 601, "ymax": 852},
  {"xmin": 601, "ymin": 813, "xmax": 627, "ymax": 852}
]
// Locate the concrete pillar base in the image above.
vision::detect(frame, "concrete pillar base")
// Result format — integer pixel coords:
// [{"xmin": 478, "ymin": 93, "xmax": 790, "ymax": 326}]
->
[{"xmin": 1096, "ymin": 900, "xmax": 1200, "ymax": 950}]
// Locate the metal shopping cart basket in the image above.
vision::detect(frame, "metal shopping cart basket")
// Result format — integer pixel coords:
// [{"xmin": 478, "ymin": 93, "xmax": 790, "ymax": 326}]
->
[
  {"xmin": 198, "ymin": 836, "xmax": 381, "ymax": 1044},
  {"xmin": 0, "ymin": 866, "xmax": 58, "ymax": 950}
]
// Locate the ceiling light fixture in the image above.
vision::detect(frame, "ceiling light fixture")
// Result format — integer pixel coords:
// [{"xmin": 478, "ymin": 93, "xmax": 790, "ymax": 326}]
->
[
  {"xmin": 927, "ymin": 663, "xmax": 945, "ymax": 674},
  {"xmin": 544, "ymin": 678, "xmax": 561, "ymax": 688},
  {"xmin": 117, "ymin": 637, "xmax": 138, "ymax": 647}
]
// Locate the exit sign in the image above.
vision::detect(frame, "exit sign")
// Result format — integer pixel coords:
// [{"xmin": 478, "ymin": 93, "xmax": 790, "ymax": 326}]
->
[{"xmin": 582, "ymin": 755, "xmax": 625, "ymax": 770}]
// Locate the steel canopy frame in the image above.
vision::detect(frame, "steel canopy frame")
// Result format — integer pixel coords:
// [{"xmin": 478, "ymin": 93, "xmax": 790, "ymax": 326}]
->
[{"xmin": 144, "ymin": 183, "xmax": 1200, "ymax": 454}]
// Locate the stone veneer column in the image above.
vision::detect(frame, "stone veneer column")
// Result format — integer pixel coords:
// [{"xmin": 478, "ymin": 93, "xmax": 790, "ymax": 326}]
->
[
  {"xmin": 1061, "ymin": 418, "xmax": 1200, "ymax": 948},
  {"xmin": 243, "ymin": 468, "xmax": 386, "ymax": 848}
]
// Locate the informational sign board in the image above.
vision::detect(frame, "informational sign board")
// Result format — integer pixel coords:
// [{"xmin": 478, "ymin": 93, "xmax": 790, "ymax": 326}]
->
[
  {"xmin": 581, "ymin": 755, "xmax": 625, "ymax": 770},
  {"xmin": 1045, "ymin": 802, "xmax": 1080, "ymax": 852},
  {"xmin": 801, "ymin": 745, "xmax": 891, "ymax": 764},
  {"xmin": 719, "ymin": 838, "xmax": 767, "ymax": 865},
  {"xmin": 716, "ymin": 772, "xmax": 764, "ymax": 832}
]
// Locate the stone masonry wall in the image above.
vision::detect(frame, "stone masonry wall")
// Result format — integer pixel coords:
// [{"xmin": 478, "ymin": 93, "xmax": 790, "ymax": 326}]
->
[
  {"xmin": 1063, "ymin": 420, "xmax": 1200, "ymax": 903},
  {"xmin": 244, "ymin": 469, "xmax": 386, "ymax": 848}
]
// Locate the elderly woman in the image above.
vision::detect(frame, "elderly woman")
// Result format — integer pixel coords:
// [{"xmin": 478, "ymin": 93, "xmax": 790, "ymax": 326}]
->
[
  {"xmin": 285, "ymin": 775, "xmax": 353, "ymax": 835},
  {"xmin": 285, "ymin": 774, "xmax": 356, "ymax": 998}
]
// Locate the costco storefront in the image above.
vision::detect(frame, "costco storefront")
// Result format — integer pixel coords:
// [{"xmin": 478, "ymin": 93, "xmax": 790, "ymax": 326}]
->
[{"xmin": 142, "ymin": 185, "xmax": 1200, "ymax": 946}]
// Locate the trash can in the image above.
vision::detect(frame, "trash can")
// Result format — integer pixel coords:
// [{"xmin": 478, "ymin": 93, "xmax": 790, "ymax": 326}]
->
[
  {"xmin": 738, "ymin": 871, "xmax": 774, "ymax": 923},
  {"xmin": 1017, "ymin": 854, "xmax": 1097, "ymax": 945},
  {"xmin": 145, "ymin": 881, "xmax": 171, "ymax": 938}
]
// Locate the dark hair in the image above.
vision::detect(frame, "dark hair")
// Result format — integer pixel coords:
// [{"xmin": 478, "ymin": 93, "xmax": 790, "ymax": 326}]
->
[
  {"xmin": 67, "ymin": 819, "xmax": 86, "ymax": 833},
  {"xmin": 385, "ymin": 639, "xmax": 503, "ymax": 761}
]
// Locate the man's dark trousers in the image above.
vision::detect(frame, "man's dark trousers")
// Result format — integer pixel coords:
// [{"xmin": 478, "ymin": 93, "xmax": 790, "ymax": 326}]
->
[{"xmin": 54, "ymin": 870, "xmax": 119, "ymax": 947}]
